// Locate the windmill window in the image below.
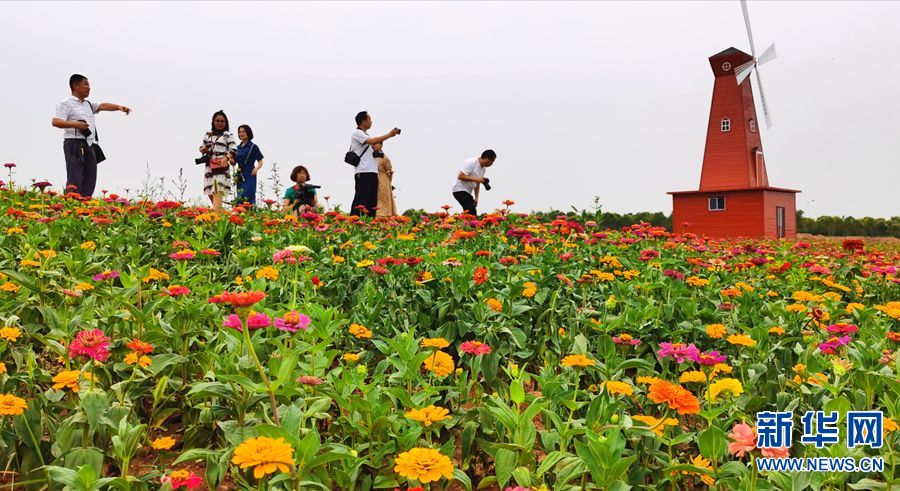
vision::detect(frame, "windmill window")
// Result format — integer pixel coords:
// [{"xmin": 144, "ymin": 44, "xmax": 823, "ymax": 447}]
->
[
  {"xmin": 721, "ymin": 118, "xmax": 731, "ymax": 132},
  {"xmin": 708, "ymin": 196, "xmax": 726, "ymax": 211},
  {"xmin": 749, "ymin": 119, "xmax": 756, "ymax": 132}
]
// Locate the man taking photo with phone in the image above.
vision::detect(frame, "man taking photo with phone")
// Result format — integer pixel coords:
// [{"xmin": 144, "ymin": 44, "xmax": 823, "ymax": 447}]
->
[{"xmin": 452, "ymin": 149, "xmax": 496, "ymax": 216}]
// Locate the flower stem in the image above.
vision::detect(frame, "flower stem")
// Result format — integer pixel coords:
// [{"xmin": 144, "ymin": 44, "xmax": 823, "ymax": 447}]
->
[{"xmin": 241, "ymin": 317, "xmax": 280, "ymax": 425}]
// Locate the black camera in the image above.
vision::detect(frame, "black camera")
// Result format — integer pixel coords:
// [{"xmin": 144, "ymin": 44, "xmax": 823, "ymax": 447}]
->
[
  {"xmin": 395, "ymin": 128, "xmax": 402, "ymax": 134},
  {"xmin": 195, "ymin": 154, "xmax": 211, "ymax": 165},
  {"xmin": 301, "ymin": 183, "xmax": 322, "ymax": 190},
  {"xmin": 482, "ymin": 177, "xmax": 492, "ymax": 191},
  {"xmin": 77, "ymin": 120, "xmax": 91, "ymax": 137}
]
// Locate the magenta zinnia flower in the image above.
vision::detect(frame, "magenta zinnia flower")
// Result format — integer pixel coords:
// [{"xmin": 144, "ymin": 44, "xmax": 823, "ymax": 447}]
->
[
  {"xmin": 818, "ymin": 336, "xmax": 851, "ymax": 355},
  {"xmin": 69, "ymin": 329, "xmax": 110, "ymax": 361},
  {"xmin": 92, "ymin": 270, "xmax": 120, "ymax": 282},
  {"xmin": 460, "ymin": 341, "xmax": 492, "ymax": 356},
  {"xmin": 274, "ymin": 310, "xmax": 311, "ymax": 332},
  {"xmin": 222, "ymin": 312, "xmax": 271, "ymax": 331},
  {"xmin": 222, "ymin": 314, "xmax": 242, "ymax": 331},
  {"xmin": 826, "ymin": 323, "xmax": 859, "ymax": 336},
  {"xmin": 693, "ymin": 350, "xmax": 727, "ymax": 366},
  {"xmin": 160, "ymin": 285, "xmax": 191, "ymax": 297},
  {"xmin": 657, "ymin": 342, "xmax": 700, "ymax": 363}
]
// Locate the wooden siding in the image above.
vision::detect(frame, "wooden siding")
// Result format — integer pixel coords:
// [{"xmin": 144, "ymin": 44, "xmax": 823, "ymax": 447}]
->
[
  {"xmin": 671, "ymin": 190, "xmax": 766, "ymax": 238},
  {"xmin": 762, "ymin": 191, "xmax": 798, "ymax": 239}
]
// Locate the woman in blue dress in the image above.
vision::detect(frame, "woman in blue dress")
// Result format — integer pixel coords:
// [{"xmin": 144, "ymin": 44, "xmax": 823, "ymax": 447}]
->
[{"xmin": 234, "ymin": 124, "xmax": 264, "ymax": 205}]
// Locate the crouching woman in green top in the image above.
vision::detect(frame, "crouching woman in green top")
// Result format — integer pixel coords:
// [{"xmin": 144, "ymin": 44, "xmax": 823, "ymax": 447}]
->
[{"xmin": 282, "ymin": 165, "xmax": 318, "ymax": 215}]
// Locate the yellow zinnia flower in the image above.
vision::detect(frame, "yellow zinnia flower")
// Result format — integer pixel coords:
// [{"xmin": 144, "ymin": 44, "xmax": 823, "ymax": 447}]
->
[
  {"xmin": 151, "ymin": 436, "xmax": 176, "ymax": 450},
  {"xmin": 0, "ymin": 326, "xmax": 21, "ymax": 342},
  {"xmin": 52, "ymin": 370, "xmax": 83, "ymax": 392},
  {"xmin": 405, "ymin": 405, "xmax": 451, "ymax": 427},
  {"xmin": 422, "ymin": 351, "xmax": 454, "ymax": 378},
  {"xmin": 421, "ymin": 338, "xmax": 450, "ymax": 349},
  {"xmin": 679, "ymin": 371, "xmax": 707, "ymax": 384},
  {"xmin": 342, "ymin": 353, "xmax": 361, "ymax": 363},
  {"xmin": 348, "ymin": 323, "xmax": 373, "ymax": 339},
  {"xmin": 709, "ymin": 378, "xmax": 743, "ymax": 402},
  {"xmin": 0, "ymin": 394, "xmax": 27, "ymax": 416},
  {"xmin": 705, "ymin": 324, "xmax": 726, "ymax": 339},
  {"xmin": 231, "ymin": 437, "xmax": 295, "ymax": 479},
  {"xmin": 256, "ymin": 266, "xmax": 279, "ymax": 281},
  {"xmin": 486, "ymin": 298, "xmax": 503, "ymax": 312},
  {"xmin": 768, "ymin": 326, "xmax": 785, "ymax": 335},
  {"xmin": 522, "ymin": 282, "xmax": 537, "ymax": 298},
  {"xmin": 562, "ymin": 354, "xmax": 595, "ymax": 368},
  {"xmin": 727, "ymin": 333, "xmax": 756, "ymax": 347},
  {"xmin": 602, "ymin": 381, "xmax": 633, "ymax": 396},
  {"xmin": 393, "ymin": 448, "xmax": 453, "ymax": 484}
]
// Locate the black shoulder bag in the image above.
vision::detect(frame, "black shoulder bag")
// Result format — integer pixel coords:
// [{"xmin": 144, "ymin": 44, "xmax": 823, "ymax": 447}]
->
[
  {"xmin": 344, "ymin": 131, "xmax": 370, "ymax": 166},
  {"xmin": 83, "ymin": 100, "xmax": 107, "ymax": 164}
]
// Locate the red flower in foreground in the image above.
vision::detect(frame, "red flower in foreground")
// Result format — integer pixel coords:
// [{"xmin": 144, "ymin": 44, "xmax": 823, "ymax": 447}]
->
[
  {"xmin": 163, "ymin": 469, "xmax": 202, "ymax": 490},
  {"xmin": 472, "ymin": 267, "xmax": 489, "ymax": 285},
  {"xmin": 69, "ymin": 329, "xmax": 111, "ymax": 362},
  {"xmin": 127, "ymin": 339, "xmax": 154, "ymax": 355}
]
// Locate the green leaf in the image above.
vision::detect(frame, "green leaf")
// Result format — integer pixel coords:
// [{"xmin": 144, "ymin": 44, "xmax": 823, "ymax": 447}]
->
[
  {"xmin": 698, "ymin": 426, "xmax": 727, "ymax": 460},
  {"xmin": 510, "ymin": 380, "xmax": 525, "ymax": 405},
  {"xmin": 79, "ymin": 390, "xmax": 108, "ymax": 433},
  {"xmin": 494, "ymin": 448, "xmax": 517, "ymax": 488}
]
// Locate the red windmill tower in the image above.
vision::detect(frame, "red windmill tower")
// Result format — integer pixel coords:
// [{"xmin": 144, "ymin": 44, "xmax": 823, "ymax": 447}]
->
[{"xmin": 669, "ymin": 0, "xmax": 799, "ymax": 238}]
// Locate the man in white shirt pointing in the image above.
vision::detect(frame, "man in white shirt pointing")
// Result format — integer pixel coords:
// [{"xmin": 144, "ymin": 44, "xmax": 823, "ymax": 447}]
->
[
  {"xmin": 452, "ymin": 149, "xmax": 496, "ymax": 216},
  {"xmin": 349, "ymin": 111, "xmax": 400, "ymax": 217},
  {"xmin": 51, "ymin": 74, "xmax": 130, "ymax": 197}
]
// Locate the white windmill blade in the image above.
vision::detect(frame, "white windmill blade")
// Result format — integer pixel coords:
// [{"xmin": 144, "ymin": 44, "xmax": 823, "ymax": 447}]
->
[
  {"xmin": 754, "ymin": 68, "xmax": 773, "ymax": 128},
  {"xmin": 757, "ymin": 43, "xmax": 777, "ymax": 65},
  {"xmin": 740, "ymin": 0, "xmax": 757, "ymax": 57},
  {"xmin": 735, "ymin": 60, "xmax": 756, "ymax": 85}
]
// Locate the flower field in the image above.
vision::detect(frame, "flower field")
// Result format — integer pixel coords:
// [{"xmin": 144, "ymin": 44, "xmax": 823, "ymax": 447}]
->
[{"xmin": 0, "ymin": 186, "xmax": 898, "ymax": 490}]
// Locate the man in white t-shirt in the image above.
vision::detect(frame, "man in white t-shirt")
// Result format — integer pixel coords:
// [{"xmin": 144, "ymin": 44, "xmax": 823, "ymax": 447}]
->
[
  {"xmin": 349, "ymin": 111, "xmax": 400, "ymax": 217},
  {"xmin": 51, "ymin": 74, "xmax": 131, "ymax": 197},
  {"xmin": 452, "ymin": 150, "xmax": 496, "ymax": 216}
]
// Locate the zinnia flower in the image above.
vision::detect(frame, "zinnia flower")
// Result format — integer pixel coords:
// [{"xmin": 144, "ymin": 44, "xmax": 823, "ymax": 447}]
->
[
  {"xmin": 0, "ymin": 394, "xmax": 27, "ymax": 416},
  {"xmin": 472, "ymin": 267, "xmax": 489, "ymax": 285},
  {"xmin": 647, "ymin": 380, "xmax": 700, "ymax": 415},
  {"xmin": 421, "ymin": 338, "xmax": 450, "ymax": 349},
  {"xmin": 0, "ymin": 326, "xmax": 21, "ymax": 342},
  {"xmin": 127, "ymin": 339, "xmax": 154, "ymax": 354},
  {"xmin": 91, "ymin": 270, "xmax": 119, "ymax": 282},
  {"xmin": 52, "ymin": 370, "xmax": 83, "ymax": 392},
  {"xmin": 393, "ymin": 448, "xmax": 454, "ymax": 484},
  {"xmin": 275, "ymin": 311, "xmax": 311, "ymax": 332},
  {"xmin": 349, "ymin": 323, "xmax": 373, "ymax": 339},
  {"xmin": 709, "ymin": 378, "xmax": 743, "ymax": 402},
  {"xmin": 297, "ymin": 375, "xmax": 324, "ymax": 386},
  {"xmin": 727, "ymin": 423, "xmax": 756, "ymax": 457},
  {"xmin": 162, "ymin": 469, "xmax": 202, "ymax": 490},
  {"xmin": 693, "ymin": 350, "xmax": 727, "ymax": 366},
  {"xmin": 486, "ymin": 298, "xmax": 503, "ymax": 312},
  {"xmin": 522, "ymin": 281, "xmax": 537, "ymax": 298},
  {"xmin": 726, "ymin": 333, "xmax": 757, "ymax": 347},
  {"xmin": 602, "ymin": 381, "xmax": 633, "ymax": 396},
  {"xmin": 152, "ymin": 436, "xmax": 177, "ymax": 450},
  {"xmin": 460, "ymin": 341, "xmax": 491, "ymax": 356},
  {"xmin": 423, "ymin": 351, "xmax": 454, "ymax": 378},
  {"xmin": 69, "ymin": 329, "xmax": 110, "ymax": 362},
  {"xmin": 561, "ymin": 354, "xmax": 595, "ymax": 368},
  {"xmin": 231, "ymin": 437, "xmax": 295, "ymax": 479},
  {"xmin": 212, "ymin": 290, "xmax": 266, "ymax": 308},
  {"xmin": 405, "ymin": 405, "xmax": 451, "ymax": 427},
  {"xmin": 657, "ymin": 343, "xmax": 700, "ymax": 363},
  {"xmin": 706, "ymin": 324, "xmax": 726, "ymax": 339}
]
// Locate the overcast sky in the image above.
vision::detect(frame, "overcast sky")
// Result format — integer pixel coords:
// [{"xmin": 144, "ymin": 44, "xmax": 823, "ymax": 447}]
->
[{"xmin": 2, "ymin": 1, "xmax": 898, "ymax": 218}]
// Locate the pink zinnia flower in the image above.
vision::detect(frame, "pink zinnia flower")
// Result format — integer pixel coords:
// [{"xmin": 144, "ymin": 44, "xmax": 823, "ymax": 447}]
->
[
  {"xmin": 460, "ymin": 341, "xmax": 492, "ymax": 356},
  {"xmin": 247, "ymin": 312, "xmax": 272, "ymax": 329},
  {"xmin": 693, "ymin": 350, "xmax": 727, "ymax": 366},
  {"xmin": 200, "ymin": 248, "xmax": 220, "ymax": 256},
  {"xmin": 3, "ymin": 163, "xmax": 14, "ymax": 169},
  {"xmin": 275, "ymin": 310, "xmax": 311, "ymax": 332},
  {"xmin": 92, "ymin": 270, "xmax": 120, "ymax": 282},
  {"xmin": 222, "ymin": 314, "xmax": 243, "ymax": 331},
  {"xmin": 818, "ymin": 336, "xmax": 851, "ymax": 355},
  {"xmin": 657, "ymin": 342, "xmax": 700, "ymax": 363},
  {"xmin": 273, "ymin": 249, "xmax": 295, "ymax": 264},
  {"xmin": 612, "ymin": 335, "xmax": 641, "ymax": 346},
  {"xmin": 727, "ymin": 423, "xmax": 756, "ymax": 457},
  {"xmin": 826, "ymin": 323, "xmax": 859, "ymax": 336},
  {"xmin": 69, "ymin": 329, "xmax": 110, "ymax": 361},
  {"xmin": 169, "ymin": 250, "xmax": 196, "ymax": 261}
]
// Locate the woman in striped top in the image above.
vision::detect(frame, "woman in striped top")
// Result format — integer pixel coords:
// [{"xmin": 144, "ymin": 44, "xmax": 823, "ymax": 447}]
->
[{"xmin": 199, "ymin": 110, "xmax": 237, "ymax": 210}]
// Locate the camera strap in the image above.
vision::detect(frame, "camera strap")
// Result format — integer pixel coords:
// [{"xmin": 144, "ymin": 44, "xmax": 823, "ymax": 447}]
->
[
  {"xmin": 85, "ymin": 100, "xmax": 98, "ymax": 142},
  {"xmin": 349, "ymin": 129, "xmax": 369, "ymax": 159}
]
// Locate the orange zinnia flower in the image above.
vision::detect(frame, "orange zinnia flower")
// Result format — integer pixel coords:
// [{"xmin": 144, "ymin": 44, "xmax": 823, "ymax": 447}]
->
[{"xmin": 647, "ymin": 380, "xmax": 700, "ymax": 415}]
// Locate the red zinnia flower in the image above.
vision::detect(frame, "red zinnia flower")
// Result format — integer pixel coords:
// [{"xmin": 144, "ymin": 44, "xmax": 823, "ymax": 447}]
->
[
  {"xmin": 212, "ymin": 290, "xmax": 266, "ymax": 308},
  {"xmin": 460, "ymin": 341, "xmax": 491, "ymax": 356},
  {"xmin": 127, "ymin": 339, "xmax": 154, "ymax": 354},
  {"xmin": 472, "ymin": 267, "xmax": 489, "ymax": 285}
]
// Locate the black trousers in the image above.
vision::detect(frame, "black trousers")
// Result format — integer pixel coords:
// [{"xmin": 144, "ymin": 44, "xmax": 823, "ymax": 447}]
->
[
  {"xmin": 453, "ymin": 191, "xmax": 477, "ymax": 215},
  {"xmin": 64, "ymin": 139, "xmax": 97, "ymax": 197},
  {"xmin": 351, "ymin": 172, "xmax": 378, "ymax": 217}
]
